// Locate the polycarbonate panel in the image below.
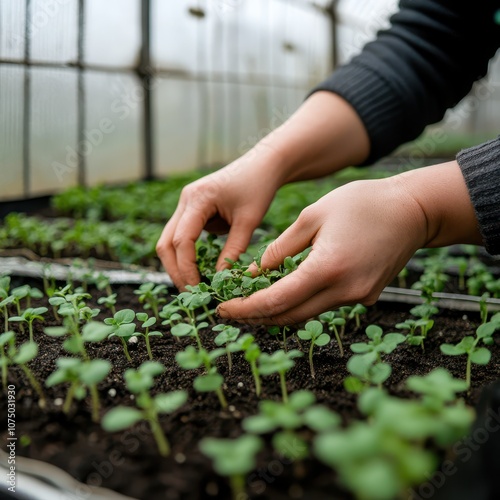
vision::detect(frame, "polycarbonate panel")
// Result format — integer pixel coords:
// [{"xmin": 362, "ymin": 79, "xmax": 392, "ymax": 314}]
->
[
  {"xmin": 0, "ymin": 1, "xmax": 26, "ymax": 61},
  {"xmin": 84, "ymin": 0, "xmax": 142, "ymax": 68},
  {"xmin": 29, "ymin": 0, "xmax": 78, "ymax": 64},
  {"xmin": 152, "ymin": 0, "xmax": 198, "ymax": 73},
  {"xmin": 84, "ymin": 71, "xmax": 143, "ymax": 185},
  {"xmin": 336, "ymin": 0, "xmax": 398, "ymax": 64},
  {"xmin": 29, "ymin": 67, "xmax": 78, "ymax": 196},
  {"xmin": 285, "ymin": 5, "xmax": 331, "ymax": 88},
  {"xmin": 154, "ymin": 78, "xmax": 200, "ymax": 175},
  {"xmin": 0, "ymin": 65, "xmax": 24, "ymax": 200}
]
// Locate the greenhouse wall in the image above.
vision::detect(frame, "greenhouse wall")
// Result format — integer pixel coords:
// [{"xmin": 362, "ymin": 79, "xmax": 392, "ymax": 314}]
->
[
  {"xmin": 1, "ymin": 0, "xmax": 499, "ymax": 202},
  {"xmin": 0, "ymin": 0, "xmax": 332, "ymax": 201}
]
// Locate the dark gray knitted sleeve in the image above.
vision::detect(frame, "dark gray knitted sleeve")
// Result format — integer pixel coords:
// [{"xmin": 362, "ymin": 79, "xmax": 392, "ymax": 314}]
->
[
  {"xmin": 457, "ymin": 137, "xmax": 500, "ymax": 255},
  {"xmin": 310, "ymin": 0, "xmax": 500, "ymax": 164}
]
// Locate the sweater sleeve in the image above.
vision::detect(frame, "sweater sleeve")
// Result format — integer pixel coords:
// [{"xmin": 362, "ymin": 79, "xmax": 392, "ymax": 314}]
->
[
  {"xmin": 310, "ymin": 0, "xmax": 500, "ymax": 164},
  {"xmin": 457, "ymin": 137, "xmax": 500, "ymax": 255}
]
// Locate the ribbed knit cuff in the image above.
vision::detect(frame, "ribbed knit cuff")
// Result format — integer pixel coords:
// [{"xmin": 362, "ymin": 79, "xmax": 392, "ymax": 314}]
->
[
  {"xmin": 308, "ymin": 62, "xmax": 420, "ymax": 165},
  {"xmin": 457, "ymin": 136, "xmax": 500, "ymax": 255}
]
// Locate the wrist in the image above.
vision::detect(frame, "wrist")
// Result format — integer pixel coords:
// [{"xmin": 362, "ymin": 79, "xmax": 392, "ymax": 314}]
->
[{"xmin": 395, "ymin": 161, "xmax": 482, "ymax": 248}]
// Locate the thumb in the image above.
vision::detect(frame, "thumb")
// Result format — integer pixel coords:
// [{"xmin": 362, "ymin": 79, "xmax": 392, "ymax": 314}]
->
[{"xmin": 259, "ymin": 213, "xmax": 317, "ymax": 271}]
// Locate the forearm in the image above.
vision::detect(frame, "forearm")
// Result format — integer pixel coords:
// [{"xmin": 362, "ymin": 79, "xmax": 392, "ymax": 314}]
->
[
  {"xmin": 395, "ymin": 161, "xmax": 483, "ymax": 248},
  {"xmin": 250, "ymin": 91, "xmax": 370, "ymax": 186}
]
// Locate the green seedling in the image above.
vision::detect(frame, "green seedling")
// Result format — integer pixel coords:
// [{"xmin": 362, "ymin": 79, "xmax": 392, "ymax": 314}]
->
[
  {"xmin": 49, "ymin": 285, "xmax": 93, "ymax": 342},
  {"xmin": 395, "ymin": 318, "xmax": 434, "ymax": 350},
  {"xmin": 350, "ymin": 325, "xmax": 405, "ymax": 358},
  {"xmin": 46, "ymin": 357, "xmax": 111, "ymax": 422},
  {"xmin": 94, "ymin": 273, "xmax": 113, "ymax": 297},
  {"xmin": 0, "ymin": 331, "xmax": 14, "ymax": 388},
  {"xmin": 176, "ymin": 346, "xmax": 228, "ymax": 409},
  {"xmin": 195, "ymin": 233, "xmax": 225, "ymax": 278},
  {"xmin": 200, "ymin": 434, "xmax": 263, "ymax": 500},
  {"xmin": 134, "ymin": 282, "xmax": 167, "ymax": 320},
  {"xmin": 410, "ymin": 303, "xmax": 439, "ymax": 320},
  {"xmin": 97, "ymin": 293, "xmax": 117, "ymax": 315},
  {"xmin": 243, "ymin": 389, "xmax": 339, "ymax": 434},
  {"xmin": 136, "ymin": 312, "xmax": 163, "ymax": 360},
  {"xmin": 440, "ymin": 321, "xmax": 499, "ymax": 388},
  {"xmin": 241, "ymin": 336, "xmax": 263, "ymax": 396},
  {"xmin": 213, "ymin": 324, "xmax": 240, "ymax": 372},
  {"xmin": 349, "ymin": 304, "xmax": 367, "ymax": 329},
  {"xmin": 318, "ymin": 311, "xmax": 346, "ymax": 357},
  {"xmin": 11, "ymin": 284, "xmax": 43, "ymax": 312},
  {"xmin": 226, "ymin": 333, "xmax": 262, "ymax": 396},
  {"xmin": 104, "ymin": 309, "xmax": 137, "ymax": 362},
  {"xmin": 45, "ymin": 321, "xmax": 114, "ymax": 362},
  {"xmin": 267, "ymin": 325, "xmax": 290, "ymax": 351},
  {"xmin": 177, "ymin": 283, "xmax": 215, "ymax": 324},
  {"xmin": 159, "ymin": 301, "xmax": 184, "ymax": 342},
  {"xmin": 316, "ymin": 369, "xmax": 473, "ymax": 500},
  {"xmin": 0, "ymin": 335, "xmax": 46, "ymax": 408},
  {"xmin": 479, "ymin": 292, "xmax": 490, "ymax": 324},
  {"xmin": 258, "ymin": 349, "xmax": 303, "ymax": 403},
  {"xmin": 466, "ymin": 261, "xmax": 493, "ymax": 296},
  {"xmin": 8, "ymin": 307, "xmax": 48, "ymax": 342},
  {"xmin": 297, "ymin": 320, "xmax": 330, "ymax": 378},
  {"xmin": 453, "ymin": 256, "xmax": 469, "ymax": 290},
  {"xmin": 345, "ymin": 325, "xmax": 404, "ymax": 392},
  {"xmin": 171, "ymin": 320, "xmax": 207, "ymax": 351},
  {"xmin": 102, "ymin": 361, "xmax": 187, "ymax": 456},
  {"xmin": 0, "ymin": 295, "xmax": 15, "ymax": 333}
]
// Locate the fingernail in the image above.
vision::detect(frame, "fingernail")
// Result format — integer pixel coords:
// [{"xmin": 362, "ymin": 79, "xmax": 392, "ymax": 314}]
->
[{"xmin": 216, "ymin": 305, "xmax": 226, "ymax": 318}]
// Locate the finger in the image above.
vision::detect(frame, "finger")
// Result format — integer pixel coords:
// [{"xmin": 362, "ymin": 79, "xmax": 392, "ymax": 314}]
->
[
  {"xmin": 259, "ymin": 209, "xmax": 318, "ymax": 271},
  {"xmin": 156, "ymin": 209, "xmax": 184, "ymax": 288},
  {"xmin": 173, "ymin": 205, "xmax": 215, "ymax": 286},
  {"xmin": 217, "ymin": 250, "xmax": 327, "ymax": 320},
  {"xmin": 215, "ymin": 216, "xmax": 256, "ymax": 271},
  {"xmin": 231, "ymin": 284, "xmax": 368, "ymax": 326}
]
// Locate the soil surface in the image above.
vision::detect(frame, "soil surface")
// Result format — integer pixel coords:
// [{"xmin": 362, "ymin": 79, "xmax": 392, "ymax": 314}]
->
[{"xmin": 1, "ymin": 280, "xmax": 499, "ymax": 500}]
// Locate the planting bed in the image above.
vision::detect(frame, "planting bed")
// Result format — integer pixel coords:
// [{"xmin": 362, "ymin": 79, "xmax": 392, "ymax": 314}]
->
[
  {"xmin": 2, "ymin": 172, "xmax": 500, "ymax": 500},
  {"xmin": 1, "ymin": 275, "xmax": 499, "ymax": 500}
]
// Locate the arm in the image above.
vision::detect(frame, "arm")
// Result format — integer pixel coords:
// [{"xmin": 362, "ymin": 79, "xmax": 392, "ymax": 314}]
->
[
  {"xmin": 217, "ymin": 161, "xmax": 483, "ymax": 325},
  {"xmin": 313, "ymin": 0, "xmax": 500, "ymax": 163},
  {"xmin": 156, "ymin": 91, "xmax": 370, "ymax": 289}
]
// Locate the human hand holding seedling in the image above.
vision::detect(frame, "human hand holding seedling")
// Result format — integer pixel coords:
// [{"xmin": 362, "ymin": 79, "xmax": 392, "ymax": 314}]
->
[
  {"xmin": 156, "ymin": 92, "xmax": 371, "ymax": 291},
  {"xmin": 217, "ymin": 162, "xmax": 481, "ymax": 325},
  {"xmin": 156, "ymin": 150, "xmax": 283, "ymax": 290}
]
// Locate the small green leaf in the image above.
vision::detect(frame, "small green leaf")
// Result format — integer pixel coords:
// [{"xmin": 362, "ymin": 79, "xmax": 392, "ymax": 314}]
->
[
  {"xmin": 194, "ymin": 372, "xmax": 223, "ymax": 392},
  {"xmin": 155, "ymin": 390, "xmax": 188, "ymax": 413},
  {"xmin": 13, "ymin": 342, "xmax": 38, "ymax": 364},
  {"xmin": 440, "ymin": 344, "xmax": 466, "ymax": 356},
  {"xmin": 470, "ymin": 347, "xmax": 491, "ymax": 365},
  {"xmin": 314, "ymin": 333, "xmax": 330, "ymax": 347},
  {"xmin": 82, "ymin": 322, "xmax": 114, "ymax": 342},
  {"xmin": 44, "ymin": 326, "xmax": 68, "ymax": 337},
  {"xmin": 79, "ymin": 359, "xmax": 111, "ymax": 385},
  {"xmin": 289, "ymin": 390, "xmax": 316, "ymax": 411},
  {"xmin": 343, "ymin": 376, "xmax": 365, "ymax": 393},
  {"xmin": 114, "ymin": 309, "xmax": 135, "ymax": 324},
  {"xmin": 102, "ymin": 407, "xmax": 143, "ymax": 432}
]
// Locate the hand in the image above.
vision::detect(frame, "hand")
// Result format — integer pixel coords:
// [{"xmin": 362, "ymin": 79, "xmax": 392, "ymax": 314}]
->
[
  {"xmin": 217, "ymin": 161, "xmax": 483, "ymax": 325},
  {"xmin": 217, "ymin": 175, "xmax": 430, "ymax": 325},
  {"xmin": 156, "ymin": 148, "xmax": 284, "ymax": 290}
]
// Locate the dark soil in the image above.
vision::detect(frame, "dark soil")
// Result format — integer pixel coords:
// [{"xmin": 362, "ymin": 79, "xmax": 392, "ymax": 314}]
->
[{"xmin": 1, "ymin": 282, "xmax": 499, "ymax": 500}]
